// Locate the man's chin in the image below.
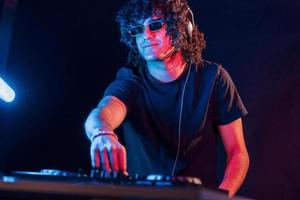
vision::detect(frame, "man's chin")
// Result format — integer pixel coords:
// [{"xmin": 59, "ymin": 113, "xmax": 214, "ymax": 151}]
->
[
  {"xmin": 143, "ymin": 47, "xmax": 175, "ymax": 61},
  {"xmin": 143, "ymin": 54, "xmax": 159, "ymax": 61},
  {"xmin": 143, "ymin": 53, "xmax": 174, "ymax": 61}
]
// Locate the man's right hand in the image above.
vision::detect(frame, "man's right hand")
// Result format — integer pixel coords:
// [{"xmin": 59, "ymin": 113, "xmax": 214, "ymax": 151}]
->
[
  {"xmin": 85, "ymin": 96, "xmax": 128, "ymax": 175},
  {"xmin": 90, "ymin": 134, "xmax": 128, "ymax": 175}
]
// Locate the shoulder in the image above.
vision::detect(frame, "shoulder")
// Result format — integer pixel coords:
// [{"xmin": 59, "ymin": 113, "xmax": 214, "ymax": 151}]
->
[
  {"xmin": 200, "ymin": 60, "xmax": 233, "ymax": 84},
  {"xmin": 201, "ymin": 60, "xmax": 226, "ymax": 74},
  {"xmin": 116, "ymin": 65, "xmax": 137, "ymax": 76},
  {"xmin": 194, "ymin": 60, "xmax": 221, "ymax": 80},
  {"xmin": 115, "ymin": 65, "xmax": 141, "ymax": 80}
]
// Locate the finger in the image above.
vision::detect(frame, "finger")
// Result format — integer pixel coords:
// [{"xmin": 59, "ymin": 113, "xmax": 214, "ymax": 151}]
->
[
  {"xmin": 90, "ymin": 148, "xmax": 101, "ymax": 168},
  {"xmin": 100, "ymin": 148, "xmax": 111, "ymax": 172},
  {"xmin": 117, "ymin": 146, "xmax": 127, "ymax": 174},
  {"xmin": 108, "ymin": 146, "xmax": 119, "ymax": 172}
]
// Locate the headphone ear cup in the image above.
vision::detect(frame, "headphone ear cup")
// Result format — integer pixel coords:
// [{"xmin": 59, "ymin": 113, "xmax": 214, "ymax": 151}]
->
[{"xmin": 187, "ymin": 20, "xmax": 193, "ymax": 41}]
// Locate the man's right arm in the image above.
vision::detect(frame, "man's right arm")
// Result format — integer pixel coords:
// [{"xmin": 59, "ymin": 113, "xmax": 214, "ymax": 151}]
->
[
  {"xmin": 85, "ymin": 95, "xmax": 127, "ymax": 140},
  {"xmin": 84, "ymin": 95, "xmax": 128, "ymax": 174}
]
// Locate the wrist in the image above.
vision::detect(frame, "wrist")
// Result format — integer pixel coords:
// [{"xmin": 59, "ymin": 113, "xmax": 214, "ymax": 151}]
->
[{"xmin": 91, "ymin": 128, "xmax": 118, "ymax": 142}]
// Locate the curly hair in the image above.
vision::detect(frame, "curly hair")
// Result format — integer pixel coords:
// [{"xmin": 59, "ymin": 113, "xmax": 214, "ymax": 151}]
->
[{"xmin": 116, "ymin": 0, "xmax": 206, "ymax": 68}]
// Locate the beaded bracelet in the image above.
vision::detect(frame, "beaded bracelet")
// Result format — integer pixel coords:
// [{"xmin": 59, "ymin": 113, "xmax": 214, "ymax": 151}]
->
[{"xmin": 91, "ymin": 129, "xmax": 118, "ymax": 142}]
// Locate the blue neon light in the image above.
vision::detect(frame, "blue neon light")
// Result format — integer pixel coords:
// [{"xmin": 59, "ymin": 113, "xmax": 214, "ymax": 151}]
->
[{"xmin": 0, "ymin": 77, "xmax": 15, "ymax": 102}]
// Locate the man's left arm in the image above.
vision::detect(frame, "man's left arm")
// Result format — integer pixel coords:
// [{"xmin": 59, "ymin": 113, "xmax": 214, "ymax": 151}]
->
[{"xmin": 218, "ymin": 118, "xmax": 250, "ymax": 197}]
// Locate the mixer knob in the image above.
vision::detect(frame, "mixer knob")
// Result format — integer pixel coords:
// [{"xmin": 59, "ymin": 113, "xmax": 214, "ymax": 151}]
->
[
  {"xmin": 172, "ymin": 176, "xmax": 202, "ymax": 186},
  {"xmin": 164, "ymin": 175, "xmax": 171, "ymax": 181},
  {"xmin": 146, "ymin": 174, "xmax": 165, "ymax": 181},
  {"xmin": 133, "ymin": 173, "xmax": 147, "ymax": 180},
  {"xmin": 134, "ymin": 174, "xmax": 140, "ymax": 180}
]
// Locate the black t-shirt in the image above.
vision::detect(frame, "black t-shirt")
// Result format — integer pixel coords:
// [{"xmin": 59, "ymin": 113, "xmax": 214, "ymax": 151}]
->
[{"xmin": 104, "ymin": 60, "xmax": 247, "ymax": 186}]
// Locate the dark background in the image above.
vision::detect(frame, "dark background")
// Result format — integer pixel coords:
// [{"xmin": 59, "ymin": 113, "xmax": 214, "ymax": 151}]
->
[{"xmin": 0, "ymin": 0, "xmax": 299, "ymax": 199}]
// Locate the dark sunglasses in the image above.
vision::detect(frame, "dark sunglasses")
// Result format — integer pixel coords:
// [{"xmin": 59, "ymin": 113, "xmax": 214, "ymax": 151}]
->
[{"xmin": 128, "ymin": 20, "xmax": 165, "ymax": 37}]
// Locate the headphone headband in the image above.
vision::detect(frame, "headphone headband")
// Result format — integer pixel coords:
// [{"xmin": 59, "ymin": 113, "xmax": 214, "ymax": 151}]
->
[{"xmin": 186, "ymin": 6, "xmax": 195, "ymax": 41}]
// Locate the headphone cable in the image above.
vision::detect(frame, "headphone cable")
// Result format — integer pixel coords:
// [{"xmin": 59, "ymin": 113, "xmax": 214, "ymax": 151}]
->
[{"xmin": 171, "ymin": 62, "xmax": 192, "ymax": 176}]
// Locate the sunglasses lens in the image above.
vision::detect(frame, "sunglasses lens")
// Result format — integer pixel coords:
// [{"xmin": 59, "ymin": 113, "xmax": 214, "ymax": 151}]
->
[
  {"xmin": 129, "ymin": 21, "xmax": 164, "ymax": 37},
  {"xmin": 149, "ymin": 21, "xmax": 163, "ymax": 32},
  {"xmin": 129, "ymin": 26, "xmax": 144, "ymax": 36}
]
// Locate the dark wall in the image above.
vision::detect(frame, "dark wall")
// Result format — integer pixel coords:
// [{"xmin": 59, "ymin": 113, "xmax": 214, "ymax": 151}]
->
[{"xmin": 0, "ymin": 0, "xmax": 299, "ymax": 199}]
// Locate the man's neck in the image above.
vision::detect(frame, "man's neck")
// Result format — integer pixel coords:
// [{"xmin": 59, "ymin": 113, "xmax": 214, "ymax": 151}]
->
[{"xmin": 146, "ymin": 51, "xmax": 187, "ymax": 83}]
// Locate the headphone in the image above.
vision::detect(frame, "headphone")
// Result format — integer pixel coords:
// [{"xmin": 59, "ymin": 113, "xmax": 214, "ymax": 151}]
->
[
  {"xmin": 186, "ymin": 6, "xmax": 195, "ymax": 41},
  {"xmin": 160, "ymin": 7, "xmax": 195, "ymax": 61}
]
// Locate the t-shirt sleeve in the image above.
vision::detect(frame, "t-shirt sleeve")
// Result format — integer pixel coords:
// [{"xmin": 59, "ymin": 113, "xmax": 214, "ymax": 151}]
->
[
  {"xmin": 213, "ymin": 66, "xmax": 248, "ymax": 125},
  {"xmin": 103, "ymin": 66, "xmax": 140, "ymax": 113}
]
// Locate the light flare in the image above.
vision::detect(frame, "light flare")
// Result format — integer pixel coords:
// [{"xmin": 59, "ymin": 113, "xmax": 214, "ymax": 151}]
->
[{"xmin": 0, "ymin": 77, "xmax": 15, "ymax": 102}]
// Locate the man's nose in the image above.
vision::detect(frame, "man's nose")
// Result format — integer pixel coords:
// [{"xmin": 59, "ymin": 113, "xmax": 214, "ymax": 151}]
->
[{"xmin": 142, "ymin": 26, "xmax": 154, "ymax": 39}]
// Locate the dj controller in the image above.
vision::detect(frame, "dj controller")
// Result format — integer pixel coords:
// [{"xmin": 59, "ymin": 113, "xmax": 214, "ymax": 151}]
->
[{"xmin": 0, "ymin": 169, "xmax": 253, "ymax": 200}]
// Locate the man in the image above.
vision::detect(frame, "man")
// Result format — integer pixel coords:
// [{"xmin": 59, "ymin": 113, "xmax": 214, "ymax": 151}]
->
[{"xmin": 85, "ymin": 0, "xmax": 249, "ymax": 197}]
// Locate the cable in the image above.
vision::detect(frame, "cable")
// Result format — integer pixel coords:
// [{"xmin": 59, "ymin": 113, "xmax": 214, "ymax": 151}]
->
[{"xmin": 171, "ymin": 62, "xmax": 192, "ymax": 176}]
